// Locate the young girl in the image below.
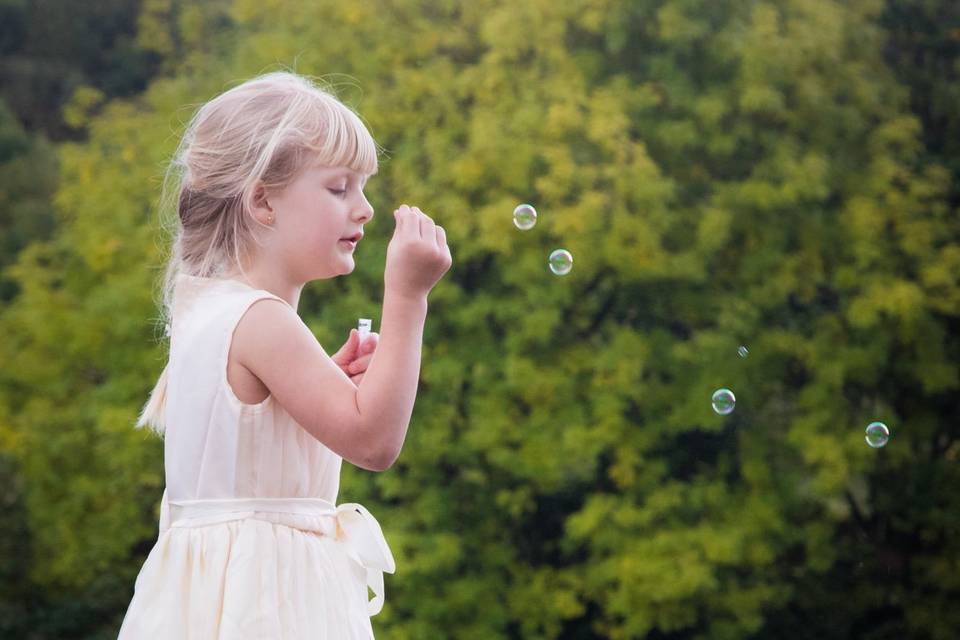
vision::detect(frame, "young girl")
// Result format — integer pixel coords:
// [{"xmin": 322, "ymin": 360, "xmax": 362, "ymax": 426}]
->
[{"xmin": 118, "ymin": 71, "xmax": 452, "ymax": 639}]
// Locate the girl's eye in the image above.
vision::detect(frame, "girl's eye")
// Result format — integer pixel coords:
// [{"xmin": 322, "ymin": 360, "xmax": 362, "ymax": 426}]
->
[{"xmin": 328, "ymin": 188, "xmax": 347, "ymax": 198}]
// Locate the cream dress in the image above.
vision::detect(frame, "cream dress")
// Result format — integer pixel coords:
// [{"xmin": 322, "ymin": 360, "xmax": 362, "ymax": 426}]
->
[{"xmin": 118, "ymin": 274, "xmax": 395, "ymax": 639}]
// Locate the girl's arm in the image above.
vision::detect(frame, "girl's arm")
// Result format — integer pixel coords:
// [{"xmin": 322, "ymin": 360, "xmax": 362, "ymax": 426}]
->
[{"xmin": 352, "ymin": 290, "xmax": 428, "ymax": 469}]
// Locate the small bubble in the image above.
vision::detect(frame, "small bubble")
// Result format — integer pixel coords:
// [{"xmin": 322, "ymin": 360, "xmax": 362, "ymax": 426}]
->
[
  {"xmin": 549, "ymin": 249, "xmax": 573, "ymax": 276},
  {"xmin": 513, "ymin": 204, "xmax": 537, "ymax": 230},
  {"xmin": 712, "ymin": 388, "xmax": 736, "ymax": 415},
  {"xmin": 865, "ymin": 421, "xmax": 890, "ymax": 448},
  {"xmin": 738, "ymin": 346, "xmax": 749, "ymax": 358}
]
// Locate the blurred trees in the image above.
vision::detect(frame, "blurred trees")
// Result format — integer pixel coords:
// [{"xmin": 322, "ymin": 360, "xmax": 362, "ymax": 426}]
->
[
  {"xmin": 0, "ymin": 0, "xmax": 161, "ymax": 301},
  {"xmin": 0, "ymin": 1, "xmax": 164, "ymax": 634},
  {"xmin": 0, "ymin": 0, "xmax": 158, "ymax": 139},
  {"xmin": 0, "ymin": 101, "xmax": 57, "ymax": 301},
  {"xmin": 0, "ymin": 0, "xmax": 957, "ymax": 638},
  {"xmin": 881, "ymin": 0, "xmax": 960, "ymax": 197}
]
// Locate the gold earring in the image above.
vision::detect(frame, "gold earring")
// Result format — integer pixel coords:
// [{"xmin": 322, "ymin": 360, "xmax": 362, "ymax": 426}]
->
[{"xmin": 267, "ymin": 215, "xmax": 274, "ymax": 224}]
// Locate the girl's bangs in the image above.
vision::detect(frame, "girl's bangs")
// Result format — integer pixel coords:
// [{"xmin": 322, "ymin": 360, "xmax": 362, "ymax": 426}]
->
[{"xmin": 307, "ymin": 104, "xmax": 378, "ymax": 175}]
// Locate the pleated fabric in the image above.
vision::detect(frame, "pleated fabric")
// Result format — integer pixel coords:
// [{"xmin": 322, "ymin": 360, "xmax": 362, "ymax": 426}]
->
[{"xmin": 118, "ymin": 274, "xmax": 394, "ymax": 639}]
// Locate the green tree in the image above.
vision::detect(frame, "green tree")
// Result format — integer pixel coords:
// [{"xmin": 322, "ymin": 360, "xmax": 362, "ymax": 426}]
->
[
  {"xmin": 0, "ymin": 99, "xmax": 58, "ymax": 301},
  {"xmin": 0, "ymin": 0, "xmax": 160, "ymax": 140},
  {"xmin": 882, "ymin": 0, "xmax": 960, "ymax": 195}
]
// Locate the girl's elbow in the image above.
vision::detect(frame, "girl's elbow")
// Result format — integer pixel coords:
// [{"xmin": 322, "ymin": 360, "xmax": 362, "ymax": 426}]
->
[{"xmin": 372, "ymin": 444, "xmax": 401, "ymax": 472}]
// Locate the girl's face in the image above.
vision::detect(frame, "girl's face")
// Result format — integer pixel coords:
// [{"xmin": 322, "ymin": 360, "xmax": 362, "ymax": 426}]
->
[{"xmin": 263, "ymin": 163, "xmax": 374, "ymax": 282}]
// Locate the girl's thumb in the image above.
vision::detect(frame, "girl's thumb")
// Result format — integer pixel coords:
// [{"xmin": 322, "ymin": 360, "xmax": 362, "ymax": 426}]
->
[{"xmin": 346, "ymin": 329, "xmax": 360, "ymax": 358}]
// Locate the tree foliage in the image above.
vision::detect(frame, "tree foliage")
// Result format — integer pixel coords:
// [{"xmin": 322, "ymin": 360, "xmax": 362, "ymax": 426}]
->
[
  {"xmin": 0, "ymin": 1, "xmax": 957, "ymax": 638},
  {"xmin": 0, "ymin": 99, "xmax": 58, "ymax": 301},
  {"xmin": 0, "ymin": 0, "xmax": 159, "ymax": 140}
]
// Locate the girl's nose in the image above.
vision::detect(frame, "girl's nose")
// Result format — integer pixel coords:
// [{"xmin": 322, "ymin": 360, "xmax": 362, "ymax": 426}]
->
[{"xmin": 355, "ymin": 195, "xmax": 374, "ymax": 223}]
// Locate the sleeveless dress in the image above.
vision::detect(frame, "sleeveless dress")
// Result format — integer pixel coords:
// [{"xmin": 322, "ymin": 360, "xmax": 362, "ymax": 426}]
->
[{"xmin": 118, "ymin": 274, "xmax": 395, "ymax": 639}]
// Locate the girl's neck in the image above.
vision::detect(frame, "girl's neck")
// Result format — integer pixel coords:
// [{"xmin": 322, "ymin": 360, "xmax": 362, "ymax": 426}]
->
[{"xmin": 223, "ymin": 268, "xmax": 301, "ymax": 311}]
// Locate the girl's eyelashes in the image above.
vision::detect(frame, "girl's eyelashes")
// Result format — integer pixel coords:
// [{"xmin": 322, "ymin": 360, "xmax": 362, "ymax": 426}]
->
[{"xmin": 327, "ymin": 187, "xmax": 348, "ymax": 198}]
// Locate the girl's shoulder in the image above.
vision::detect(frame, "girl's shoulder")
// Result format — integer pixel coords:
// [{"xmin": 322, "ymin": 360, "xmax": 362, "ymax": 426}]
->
[{"xmin": 173, "ymin": 274, "xmax": 288, "ymax": 317}]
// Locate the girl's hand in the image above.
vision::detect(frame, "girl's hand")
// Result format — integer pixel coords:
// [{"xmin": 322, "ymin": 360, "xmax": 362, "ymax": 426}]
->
[
  {"xmin": 330, "ymin": 329, "xmax": 379, "ymax": 385},
  {"xmin": 383, "ymin": 204, "xmax": 452, "ymax": 300}
]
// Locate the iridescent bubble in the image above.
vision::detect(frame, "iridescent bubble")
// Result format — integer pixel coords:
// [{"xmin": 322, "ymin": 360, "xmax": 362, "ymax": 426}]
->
[
  {"xmin": 738, "ymin": 346, "xmax": 749, "ymax": 358},
  {"xmin": 548, "ymin": 249, "xmax": 573, "ymax": 276},
  {"xmin": 865, "ymin": 421, "xmax": 890, "ymax": 448},
  {"xmin": 513, "ymin": 204, "xmax": 537, "ymax": 230},
  {"xmin": 712, "ymin": 388, "xmax": 736, "ymax": 415}
]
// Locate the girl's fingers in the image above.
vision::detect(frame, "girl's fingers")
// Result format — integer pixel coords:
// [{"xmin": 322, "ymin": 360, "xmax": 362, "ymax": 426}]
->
[
  {"xmin": 396, "ymin": 204, "xmax": 442, "ymax": 243},
  {"xmin": 413, "ymin": 207, "xmax": 435, "ymax": 239},
  {"xmin": 348, "ymin": 353, "xmax": 373, "ymax": 374},
  {"xmin": 394, "ymin": 204, "xmax": 412, "ymax": 235},
  {"xmin": 435, "ymin": 225, "xmax": 447, "ymax": 249},
  {"xmin": 360, "ymin": 332, "xmax": 379, "ymax": 354},
  {"xmin": 402, "ymin": 205, "xmax": 422, "ymax": 239}
]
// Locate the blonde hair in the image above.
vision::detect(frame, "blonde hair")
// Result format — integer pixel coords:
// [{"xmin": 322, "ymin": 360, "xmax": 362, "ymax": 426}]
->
[{"xmin": 136, "ymin": 71, "xmax": 379, "ymax": 435}]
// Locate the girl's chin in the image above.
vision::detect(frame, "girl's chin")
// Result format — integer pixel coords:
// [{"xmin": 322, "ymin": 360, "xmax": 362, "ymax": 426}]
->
[
  {"xmin": 309, "ymin": 260, "xmax": 354, "ymax": 280},
  {"xmin": 334, "ymin": 258, "xmax": 356, "ymax": 276}
]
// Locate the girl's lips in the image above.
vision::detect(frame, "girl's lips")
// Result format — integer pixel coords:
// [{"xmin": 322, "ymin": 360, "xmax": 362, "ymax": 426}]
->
[{"xmin": 339, "ymin": 232, "xmax": 362, "ymax": 251}]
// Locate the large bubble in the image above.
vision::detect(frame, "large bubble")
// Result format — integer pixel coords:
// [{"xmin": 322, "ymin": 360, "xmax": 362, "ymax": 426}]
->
[
  {"xmin": 712, "ymin": 388, "xmax": 736, "ymax": 415},
  {"xmin": 513, "ymin": 204, "xmax": 537, "ymax": 230},
  {"xmin": 549, "ymin": 249, "xmax": 573, "ymax": 276},
  {"xmin": 865, "ymin": 421, "xmax": 890, "ymax": 448}
]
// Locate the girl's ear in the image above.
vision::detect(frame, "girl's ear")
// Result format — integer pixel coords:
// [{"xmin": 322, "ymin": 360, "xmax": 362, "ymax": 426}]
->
[{"xmin": 250, "ymin": 181, "xmax": 275, "ymax": 224}]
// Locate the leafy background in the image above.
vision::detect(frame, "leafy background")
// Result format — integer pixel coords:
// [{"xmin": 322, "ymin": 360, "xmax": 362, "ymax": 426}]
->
[{"xmin": 0, "ymin": 0, "xmax": 957, "ymax": 638}]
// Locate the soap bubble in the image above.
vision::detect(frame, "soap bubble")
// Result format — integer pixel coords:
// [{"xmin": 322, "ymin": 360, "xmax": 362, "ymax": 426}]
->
[
  {"xmin": 549, "ymin": 249, "xmax": 573, "ymax": 276},
  {"xmin": 738, "ymin": 346, "xmax": 749, "ymax": 358},
  {"xmin": 712, "ymin": 388, "xmax": 736, "ymax": 415},
  {"xmin": 865, "ymin": 421, "xmax": 890, "ymax": 448},
  {"xmin": 513, "ymin": 204, "xmax": 537, "ymax": 230}
]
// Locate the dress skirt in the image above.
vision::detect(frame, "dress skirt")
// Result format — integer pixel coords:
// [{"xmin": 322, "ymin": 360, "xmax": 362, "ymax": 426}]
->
[{"xmin": 117, "ymin": 495, "xmax": 395, "ymax": 640}]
